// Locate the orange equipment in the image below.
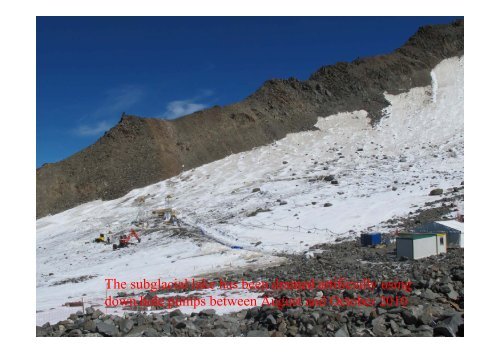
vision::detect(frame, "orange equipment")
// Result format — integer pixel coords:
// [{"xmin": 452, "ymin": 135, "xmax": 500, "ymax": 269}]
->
[{"xmin": 113, "ymin": 229, "xmax": 141, "ymax": 250}]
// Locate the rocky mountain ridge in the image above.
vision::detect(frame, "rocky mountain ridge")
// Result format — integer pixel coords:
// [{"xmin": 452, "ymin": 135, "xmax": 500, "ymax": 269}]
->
[{"xmin": 37, "ymin": 20, "xmax": 464, "ymax": 218}]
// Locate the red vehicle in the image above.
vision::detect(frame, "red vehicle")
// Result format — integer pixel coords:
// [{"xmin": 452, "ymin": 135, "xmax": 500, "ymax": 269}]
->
[{"xmin": 113, "ymin": 229, "xmax": 141, "ymax": 250}]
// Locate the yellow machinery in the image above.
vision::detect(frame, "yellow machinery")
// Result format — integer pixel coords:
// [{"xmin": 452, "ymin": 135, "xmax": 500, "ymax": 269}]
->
[{"xmin": 94, "ymin": 233, "xmax": 106, "ymax": 243}]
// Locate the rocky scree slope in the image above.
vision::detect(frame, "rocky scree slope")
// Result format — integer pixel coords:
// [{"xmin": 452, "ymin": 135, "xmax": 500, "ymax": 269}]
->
[{"xmin": 37, "ymin": 20, "xmax": 463, "ymax": 218}]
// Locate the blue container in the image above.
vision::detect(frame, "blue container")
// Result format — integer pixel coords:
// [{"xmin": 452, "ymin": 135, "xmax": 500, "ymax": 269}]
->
[{"xmin": 360, "ymin": 232, "xmax": 382, "ymax": 246}]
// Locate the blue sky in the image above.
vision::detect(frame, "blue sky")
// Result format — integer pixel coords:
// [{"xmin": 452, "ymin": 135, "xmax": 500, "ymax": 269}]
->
[{"xmin": 36, "ymin": 16, "xmax": 461, "ymax": 167}]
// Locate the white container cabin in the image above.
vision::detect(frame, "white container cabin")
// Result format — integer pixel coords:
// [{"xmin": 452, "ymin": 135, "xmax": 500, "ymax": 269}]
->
[{"xmin": 396, "ymin": 233, "xmax": 447, "ymax": 260}]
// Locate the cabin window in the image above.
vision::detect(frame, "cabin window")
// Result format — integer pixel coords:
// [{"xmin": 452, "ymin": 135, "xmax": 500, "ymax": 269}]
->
[{"xmin": 440, "ymin": 237, "xmax": 444, "ymax": 245}]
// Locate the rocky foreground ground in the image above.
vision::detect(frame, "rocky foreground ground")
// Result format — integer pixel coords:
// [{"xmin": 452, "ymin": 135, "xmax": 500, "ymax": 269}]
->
[{"xmin": 37, "ymin": 236, "xmax": 464, "ymax": 337}]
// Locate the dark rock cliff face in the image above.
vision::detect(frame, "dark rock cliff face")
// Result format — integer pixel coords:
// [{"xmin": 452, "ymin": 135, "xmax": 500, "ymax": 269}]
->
[{"xmin": 37, "ymin": 20, "xmax": 463, "ymax": 218}]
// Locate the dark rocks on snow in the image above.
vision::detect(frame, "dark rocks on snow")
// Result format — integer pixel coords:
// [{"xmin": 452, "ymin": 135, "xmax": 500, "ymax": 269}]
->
[
  {"xmin": 247, "ymin": 208, "xmax": 271, "ymax": 217},
  {"xmin": 429, "ymin": 188, "xmax": 444, "ymax": 196}
]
